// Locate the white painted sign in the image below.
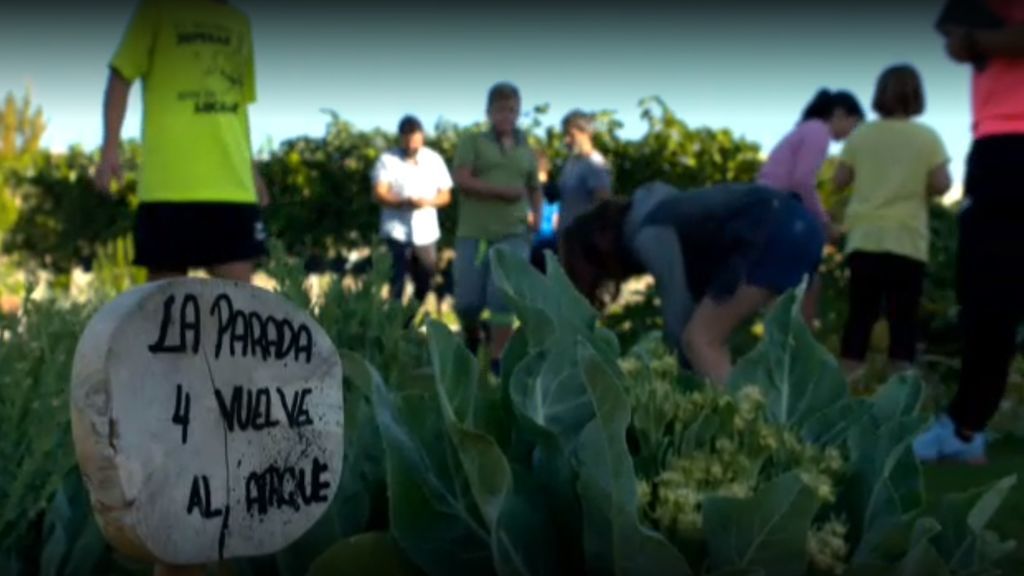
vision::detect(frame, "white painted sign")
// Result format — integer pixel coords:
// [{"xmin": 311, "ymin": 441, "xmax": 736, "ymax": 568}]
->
[{"xmin": 70, "ymin": 278, "xmax": 344, "ymax": 565}]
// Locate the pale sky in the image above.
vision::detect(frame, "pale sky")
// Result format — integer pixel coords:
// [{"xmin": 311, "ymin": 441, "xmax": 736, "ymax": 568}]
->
[{"xmin": 2, "ymin": 1, "xmax": 974, "ymax": 185}]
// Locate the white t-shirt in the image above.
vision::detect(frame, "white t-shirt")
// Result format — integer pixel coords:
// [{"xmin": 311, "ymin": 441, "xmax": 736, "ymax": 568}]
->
[{"xmin": 371, "ymin": 147, "xmax": 453, "ymax": 246}]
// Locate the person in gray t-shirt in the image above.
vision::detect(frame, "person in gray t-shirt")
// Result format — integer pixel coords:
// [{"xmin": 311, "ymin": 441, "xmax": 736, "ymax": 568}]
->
[{"xmin": 556, "ymin": 110, "xmax": 613, "ymax": 229}]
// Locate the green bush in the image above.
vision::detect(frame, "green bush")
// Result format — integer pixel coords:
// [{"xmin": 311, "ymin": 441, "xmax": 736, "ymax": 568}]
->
[{"xmin": 3, "ymin": 97, "xmax": 766, "ymax": 270}]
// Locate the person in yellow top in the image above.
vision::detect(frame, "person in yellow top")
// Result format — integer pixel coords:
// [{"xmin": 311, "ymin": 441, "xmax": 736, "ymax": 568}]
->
[
  {"xmin": 94, "ymin": 0, "xmax": 270, "ymax": 284},
  {"xmin": 833, "ymin": 64, "xmax": 952, "ymax": 382}
]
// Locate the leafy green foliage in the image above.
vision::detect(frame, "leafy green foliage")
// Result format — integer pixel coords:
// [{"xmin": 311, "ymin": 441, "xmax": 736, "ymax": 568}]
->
[
  {"xmin": 0, "ymin": 293, "xmax": 98, "ymax": 569},
  {"xmin": 0, "ymin": 221, "xmax": 1016, "ymax": 575},
  {"xmin": 3, "ymin": 97, "xmax": 769, "ymax": 271}
]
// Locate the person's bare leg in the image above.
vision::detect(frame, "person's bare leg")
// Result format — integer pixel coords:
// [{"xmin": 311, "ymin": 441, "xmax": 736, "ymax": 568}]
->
[
  {"xmin": 682, "ymin": 285, "xmax": 774, "ymax": 388},
  {"xmin": 488, "ymin": 323, "xmax": 513, "ymax": 360},
  {"xmin": 207, "ymin": 260, "xmax": 256, "ymax": 283},
  {"xmin": 801, "ymin": 275, "xmax": 823, "ymax": 331}
]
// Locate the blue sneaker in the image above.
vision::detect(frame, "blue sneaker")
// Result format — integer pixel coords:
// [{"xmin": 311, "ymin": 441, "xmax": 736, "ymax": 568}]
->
[{"xmin": 912, "ymin": 414, "xmax": 987, "ymax": 464}]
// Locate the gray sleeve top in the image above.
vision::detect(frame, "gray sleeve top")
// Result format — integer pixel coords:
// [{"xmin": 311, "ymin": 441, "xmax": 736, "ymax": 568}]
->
[{"xmin": 623, "ymin": 182, "xmax": 779, "ymax": 356}]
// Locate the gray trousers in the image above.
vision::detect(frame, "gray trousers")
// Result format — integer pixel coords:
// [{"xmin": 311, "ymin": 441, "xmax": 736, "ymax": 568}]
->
[{"xmin": 453, "ymin": 234, "xmax": 530, "ymax": 328}]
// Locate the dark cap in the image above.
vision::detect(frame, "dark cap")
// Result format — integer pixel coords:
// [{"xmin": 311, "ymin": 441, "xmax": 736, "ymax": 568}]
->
[{"xmin": 398, "ymin": 115, "xmax": 424, "ymax": 135}]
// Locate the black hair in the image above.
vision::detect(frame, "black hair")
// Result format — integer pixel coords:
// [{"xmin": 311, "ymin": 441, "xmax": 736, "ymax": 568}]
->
[
  {"xmin": 398, "ymin": 115, "xmax": 424, "ymax": 135},
  {"xmin": 800, "ymin": 89, "xmax": 865, "ymax": 122},
  {"xmin": 487, "ymin": 82, "xmax": 521, "ymax": 109},
  {"xmin": 558, "ymin": 198, "xmax": 641, "ymax": 307}
]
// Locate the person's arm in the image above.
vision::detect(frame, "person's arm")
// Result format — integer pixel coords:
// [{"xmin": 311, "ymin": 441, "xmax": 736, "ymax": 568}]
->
[
  {"xmin": 927, "ymin": 164, "xmax": 953, "ymax": 197},
  {"xmin": 370, "ymin": 157, "xmax": 412, "ymax": 209},
  {"xmin": 253, "ymin": 162, "xmax": 270, "ymax": 206},
  {"xmin": 374, "ymin": 181, "xmax": 412, "ymax": 208},
  {"xmin": 791, "ymin": 123, "xmax": 832, "ymax": 224},
  {"xmin": 590, "ymin": 161, "xmax": 614, "ymax": 203},
  {"xmin": 417, "ymin": 153, "xmax": 453, "ymax": 208},
  {"xmin": 630, "ymin": 225, "xmax": 696, "ymax": 364},
  {"xmin": 925, "ymin": 131, "xmax": 952, "ymax": 198},
  {"xmin": 451, "ymin": 134, "xmax": 522, "ymax": 202},
  {"xmin": 832, "ymin": 163, "xmax": 854, "ymax": 191},
  {"xmin": 528, "ymin": 156, "xmax": 543, "ymax": 229},
  {"xmin": 422, "ymin": 187, "xmax": 451, "ymax": 208},
  {"xmin": 96, "ymin": 0, "xmax": 157, "ymax": 192},
  {"xmin": 95, "ymin": 70, "xmax": 132, "ymax": 192}
]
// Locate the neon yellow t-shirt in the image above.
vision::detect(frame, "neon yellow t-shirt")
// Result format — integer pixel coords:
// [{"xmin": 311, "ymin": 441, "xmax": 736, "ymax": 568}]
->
[
  {"xmin": 839, "ymin": 119, "xmax": 949, "ymax": 263},
  {"xmin": 111, "ymin": 0, "xmax": 258, "ymax": 204}
]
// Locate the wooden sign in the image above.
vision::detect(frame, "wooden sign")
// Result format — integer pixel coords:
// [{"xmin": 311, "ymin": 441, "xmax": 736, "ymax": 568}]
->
[{"xmin": 70, "ymin": 278, "xmax": 345, "ymax": 565}]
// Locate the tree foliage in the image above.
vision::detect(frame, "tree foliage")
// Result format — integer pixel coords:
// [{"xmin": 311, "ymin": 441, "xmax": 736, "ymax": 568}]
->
[{"xmin": 2, "ymin": 95, "xmax": 765, "ymax": 269}]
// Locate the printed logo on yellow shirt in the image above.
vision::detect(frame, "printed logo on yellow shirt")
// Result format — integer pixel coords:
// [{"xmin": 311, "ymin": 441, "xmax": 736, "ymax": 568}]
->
[{"xmin": 174, "ymin": 22, "xmax": 247, "ymax": 115}]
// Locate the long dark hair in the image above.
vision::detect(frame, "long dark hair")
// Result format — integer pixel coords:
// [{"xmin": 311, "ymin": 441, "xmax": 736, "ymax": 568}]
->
[
  {"xmin": 800, "ymin": 88, "xmax": 865, "ymax": 123},
  {"xmin": 558, "ymin": 198, "xmax": 641, "ymax": 307}
]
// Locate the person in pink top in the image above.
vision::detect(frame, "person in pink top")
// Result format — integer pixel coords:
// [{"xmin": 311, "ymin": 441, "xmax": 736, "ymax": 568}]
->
[
  {"xmin": 757, "ymin": 89, "xmax": 864, "ymax": 326},
  {"xmin": 914, "ymin": 0, "xmax": 1024, "ymax": 465}
]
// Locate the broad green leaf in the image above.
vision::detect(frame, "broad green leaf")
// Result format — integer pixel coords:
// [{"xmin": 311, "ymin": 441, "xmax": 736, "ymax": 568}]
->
[
  {"xmin": 543, "ymin": 250, "xmax": 601, "ymax": 330},
  {"xmin": 39, "ymin": 471, "xmax": 108, "ymax": 576},
  {"xmin": 489, "ymin": 465, "xmax": 561, "ymax": 576},
  {"xmin": 932, "ymin": 475, "xmax": 1017, "ymax": 572},
  {"xmin": 308, "ymin": 531, "xmax": 425, "ymax": 576},
  {"xmin": 727, "ymin": 291, "xmax": 847, "ymax": 429},
  {"xmin": 870, "ymin": 373, "xmax": 925, "ymax": 422},
  {"xmin": 844, "ymin": 414, "xmax": 927, "ymax": 552},
  {"xmin": 504, "ymin": 350, "xmax": 587, "ymax": 574},
  {"xmin": 702, "ymin": 472, "xmax": 821, "ymax": 576},
  {"xmin": 801, "ymin": 397, "xmax": 872, "ymax": 447},
  {"xmin": 426, "ymin": 320, "xmax": 480, "ymax": 425},
  {"xmin": 446, "ymin": 425, "xmax": 510, "ymax": 532},
  {"xmin": 500, "ymin": 328, "xmax": 531, "ymax": 391},
  {"xmin": 849, "ymin": 514, "xmax": 939, "ymax": 569},
  {"xmin": 855, "ymin": 478, "xmax": 906, "ymax": 563},
  {"xmin": 491, "ymin": 245, "xmax": 597, "ymax": 342},
  {"xmin": 575, "ymin": 340, "xmax": 692, "ymax": 576},
  {"xmin": 894, "ymin": 540, "xmax": 952, "ymax": 576},
  {"xmin": 367, "ymin": 355, "xmax": 494, "ymax": 576},
  {"xmin": 593, "ymin": 326, "xmax": 622, "ymax": 359},
  {"xmin": 509, "ymin": 339, "xmax": 595, "ymax": 448},
  {"xmin": 318, "ymin": 349, "xmax": 389, "ymax": 538},
  {"xmin": 428, "ymin": 321, "xmax": 561, "ymax": 576}
]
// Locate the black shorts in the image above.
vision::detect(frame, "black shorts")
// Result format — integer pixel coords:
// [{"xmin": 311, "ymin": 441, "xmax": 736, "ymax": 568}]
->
[{"xmin": 133, "ymin": 202, "xmax": 268, "ymax": 271}]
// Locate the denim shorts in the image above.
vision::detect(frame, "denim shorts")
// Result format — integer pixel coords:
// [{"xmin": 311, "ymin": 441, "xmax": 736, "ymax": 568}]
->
[{"xmin": 745, "ymin": 194, "xmax": 825, "ymax": 294}]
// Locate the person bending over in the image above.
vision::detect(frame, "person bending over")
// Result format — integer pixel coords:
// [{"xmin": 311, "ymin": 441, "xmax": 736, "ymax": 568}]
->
[{"xmin": 559, "ymin": 181, "xmax": 824, "ymax": 387}]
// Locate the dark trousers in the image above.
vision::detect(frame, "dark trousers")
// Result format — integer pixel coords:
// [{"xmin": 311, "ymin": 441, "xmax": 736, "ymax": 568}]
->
[
  {"xmin": 385, "ymin": 239, "xmax": 438, "ymax": 303},
  {"xmin": 530, "ymin": 235, "xmax": 559, "ymax": 274},
  {"xmin": 947, "ymin": 135, "xmax": 1024, "ymax": 432},
  {"xmin": 840, "ymin": 251, "xmax": 926, "ymax": 363}
]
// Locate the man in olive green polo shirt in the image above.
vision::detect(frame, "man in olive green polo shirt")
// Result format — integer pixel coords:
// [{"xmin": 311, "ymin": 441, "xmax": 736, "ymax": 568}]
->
[{"xmin": 451, "ymin": 82, "xmax": 542, "ymax": 373}]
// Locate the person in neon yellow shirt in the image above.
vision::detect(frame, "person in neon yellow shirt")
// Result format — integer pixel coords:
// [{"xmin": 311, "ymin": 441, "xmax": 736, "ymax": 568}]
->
[
  {"xmin": 94, "ymin": 0, "xmax": 270, "ymax": 284},
  {"xmin": 833, "ymin": 64, "xmax": 952, "ymax": 383}
]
